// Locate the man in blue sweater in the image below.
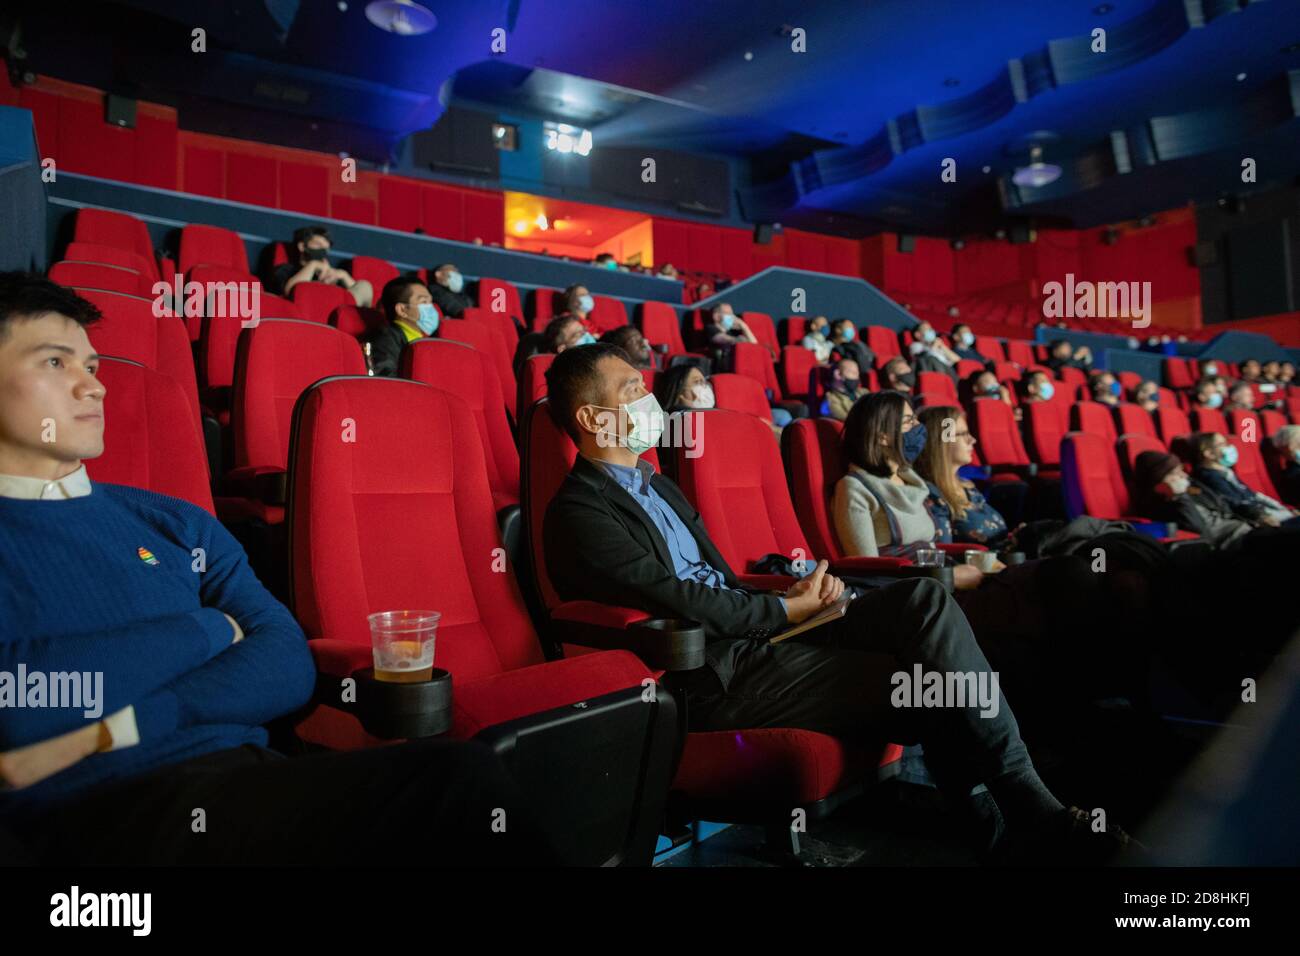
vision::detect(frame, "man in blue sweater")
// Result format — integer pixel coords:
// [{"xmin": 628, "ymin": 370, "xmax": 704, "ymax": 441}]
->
[{"xmin": 0, "ymin": 273, "xmax": 552, "ymax": 864}]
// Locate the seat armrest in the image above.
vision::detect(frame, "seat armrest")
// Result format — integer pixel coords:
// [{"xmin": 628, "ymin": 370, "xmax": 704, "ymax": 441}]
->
[
  {"xmin": 549, "ymin": 602, "xmax": 705, "ymax": 671},
  {"xmin": 307, "ymin": 640, "xmax": 452, "ymax": 740}
]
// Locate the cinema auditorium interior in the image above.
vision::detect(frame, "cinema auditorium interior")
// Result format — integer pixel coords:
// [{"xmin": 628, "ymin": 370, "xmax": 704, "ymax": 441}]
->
[{"xmin": 1, "ymin": 0, "xmax": 1299, "ymax": 896}]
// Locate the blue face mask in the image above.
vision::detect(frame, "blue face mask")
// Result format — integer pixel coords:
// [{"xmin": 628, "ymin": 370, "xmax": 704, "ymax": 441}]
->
[
  {"xmin": 578, "ymin": 294, "xmax": 595, "ymax": 313},
  {"xmin": 1202, "ymin": 364, "xmax": 1218, "ymax": 377},
  {"xmin": 921, "ymin": 329, "xmax": 936, "ymax": 344},
  {"xmin": 901, "ymin": 422, "xmax": 928, "ymax": 464},
  {"xmin": 445, "ymin": 271, "xmax": 464, "ymax": 294},
  {"xmin": 415, "ymin": 302, "xmax": 440, "ymax": 335},
  {"xmin": 719, "ymin": 313, "xmax": 735, "ymax": 331},
  {"xmin": 1206, "ymin": 392, "xmax": 1223, "ymax": 409},
  {"xmin": 959, "ymin": 332, "xmax": 974, "ymax": 347},
  {"xmin": 1110, "ymin": 380, "xmax": 1122, "ymax": 397},
  {"xmin": 1143, "ymin": 391, "xmax": 1159, "ymax": 405},
  {"xmin": 1293, "ymin": 449, "xmax": 1300, "ymax": 465},
  {"xmin": 840, "ymin": 326, "xmax": 855, "ymax": 342},
  {"xmin": 1038, "ymin": 381, "xmax": 1055, "ymax": 401},
  {"xmin": 603, "ymin": 259, "xmax": 618, "ymax": 270},
  {"xmin": 576, "ymin": 331, "xmax": 597, "ymax": 347},
  {"xmin": 1219, "ymin": 445, "xmax": 1238, "ymax": 468}
]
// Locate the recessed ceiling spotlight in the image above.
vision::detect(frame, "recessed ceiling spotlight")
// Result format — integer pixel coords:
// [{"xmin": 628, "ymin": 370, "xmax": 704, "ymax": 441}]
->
[
  {"xmin": 1011, "ymin": 145, "xmax": 1062, "ymax": 188},
  {"xmin": 744, "ymin": 51, "xmax": 754, "ymax": 61},
  {"xmin": 365, "ymin": 0, "xmax": 436, "ymax": 35},
  {"xmin": 1236, "ymin": 72, "xmax": 1247, "ymax": 81},
  {"xmin": 982, "ymin": 165, "xmax": 992, "ymax": 174}
]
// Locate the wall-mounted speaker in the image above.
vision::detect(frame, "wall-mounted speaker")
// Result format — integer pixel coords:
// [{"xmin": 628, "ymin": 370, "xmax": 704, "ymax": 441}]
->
[
  {"xmin": 897, "ymin": 234, "xmax": 915, "ymax": 253},
  {"xmin": 105, "ymin": 94, "xmax": 137, "ymax": 129},
  {"xmin": 753, "ymin": 223, "xmax": 774, "ymax": 245}
]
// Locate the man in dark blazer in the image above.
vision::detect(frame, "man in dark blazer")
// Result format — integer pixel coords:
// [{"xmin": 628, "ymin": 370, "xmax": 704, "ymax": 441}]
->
[{"xmin": 542, "ymin": 343, "xmax": 1125, "ymax": 861}]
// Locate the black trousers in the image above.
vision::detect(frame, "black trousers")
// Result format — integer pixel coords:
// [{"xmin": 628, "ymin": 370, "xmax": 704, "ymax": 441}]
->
[
  {"xmin": 11, "ymin": 738, "xmax": 558, "ymax": 866},
  {"xmin": 682, "ymin": 577, "xmax": 1037, "ymax": 801}
]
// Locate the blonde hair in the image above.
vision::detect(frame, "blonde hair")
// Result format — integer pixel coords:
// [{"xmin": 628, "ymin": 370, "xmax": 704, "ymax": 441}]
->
[{"xmin": 915, "ymin": 405, "xmax": 969, "ymax": 521}]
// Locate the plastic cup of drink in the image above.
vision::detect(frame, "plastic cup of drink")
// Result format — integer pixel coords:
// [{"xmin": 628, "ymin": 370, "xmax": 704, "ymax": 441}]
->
[
  {"xmin": 368, "ymin": 610, "xmax": 440, "ymax": 683},
  {"xmin": 964, "ymin": 550, "xmax": 999, "ymax": 572},
  {"xmin": 914, "ymin": 549, "xmax": 945, "ymax": 568}
]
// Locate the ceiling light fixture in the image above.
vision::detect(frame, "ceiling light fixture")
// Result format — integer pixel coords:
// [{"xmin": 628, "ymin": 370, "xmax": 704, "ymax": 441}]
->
[
  {"xmin": 364, "ymin": 1, "xmax": 437, "ymax": 36},
  {"xmin": 1011, "ymin": 145, "xmax": 1062, "ymax": 188}
]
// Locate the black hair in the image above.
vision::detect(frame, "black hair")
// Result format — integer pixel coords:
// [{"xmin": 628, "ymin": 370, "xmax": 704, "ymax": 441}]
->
[
  {"xmin": 598, "ymin": 325, "xmax": 647, "ymax": 363},
  {"xmin": 545, "ymin": 342, "xmax": 631, "ymax": 442},
  {"xmin": 843, "ymin": 390, "xmax": 910, "ymax": 477},
  {"xmin": 654, "ymin": 359, "xmax": 707, "ymax": 412},
  {"xmin": 542, "ymin": 314, "xmax": 582, "ymax": 353},
  {"xmin": 292, "ymin": 225, "xmax": 331, "ymax": 249},
  {"xmin": 380, "ymin": 276, "xmax": 428, "ymax": 323},
  {"xmin": 1, "ymin": 272, "xmax": 101, "ymax": 342},
  {"xmin": 1015, "ymin": 368, "xmax": 1050, "ymax": 400}
]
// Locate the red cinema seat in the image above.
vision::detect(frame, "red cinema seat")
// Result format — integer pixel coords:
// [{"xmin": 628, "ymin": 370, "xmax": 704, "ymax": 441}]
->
[
  {"xmin": 955, "ymin": 359, "xmax": 986, "ymax": 380},
  {"xmin": 1229, "ymin": 409, "xmax": 1284, "ymax": 442},
  {"xmin": 440, "ymin": 317, "xmax": 517, "ymax": 422},
  {"xmin": 1006, "ymin": 340, "xmax": 1036, "ymax": 368},
  {"xmin": 223, "ymin": 319, "xmax": 366, "ymax": 525},
  {"xmin": 184, "ymin": 264, "xmax": 264, "ymax": 340},
  {"xmin": 1117, "ymin": 433, "xmax": 1168, "ymax": 485},
  {"xmin": 78, "ymin": 288, "xmax": 202, "ymax": 430},
  {"xmin": 290, "ymin": 281, "xmax": 353, "ymax": 324},
  {"xmin": 917, "ymin": 372, "xmax": 958, "ymax": 406},
  {"xmin": 1020, "ymin": 399, "xmax": 1065, "ymax": 468},
  {"xmin": 50, "ymin": 261, "xmax": 153, "ymax": 298},
  {"xmin": 969, "ymin": 397, "xmax": 1039, "ymax": 477},
  {"xmin": 87, "ymin": 357, "xmax": 214, "ymax": 514},
  {"xmin": 63, "ymin": 241, "xmax": 156, "ymax": 280},
  {"xmin": 528, "ymin": 286, "xmax": 562, "ymax": 329},
  {"xmin": 710, "ymin": 373, "xmax": 773, "ymax": 423},
  {"xmin": 1190, "ymin": 407, "xmax": 1229, "ymax": 435},
  {"xmin": 637, "ymin": 301, "xmax": 694, "ymax": 362},
  {"xmin": 1155, "ymin": 403, "xmax": 1192, "ymax": 445},
  {"xmin": 477, "ymin": 277, "xmax": 523, "ymax": 321},
  {"xmin": 783, "ymin": 316, "xmax": 808, "ymax": 344},
  {"xmin": 1114, "ymin": 403, "xmax": 1160, "ymax": 443},
  {"xmin": 328, "ymin": 304, "xmax": 383, "ymax": 339},
  {"xmin": 781, "ymin": 346, "xmax": 818, "ymax": 404},
  {"xmin": 287, "ymin": 377, "xmax": 677, "ymax": 866},
  {"xmin": 401, "ymin": 338, "xmax": 519, "ymax": 510},
  {"xmin": 348, "ymin": 255, "xmax": 398, "ymax": 292},
  {"xmin": 730, "ymin": 341, "xmax": 783, "ymax": 398},
  {"xmin": 1070, "ymin": 401, "xmax": 1118, "ymax": 446},
  {"xmin": 1163, "ymin": 357, "xmax": 1196, "ymax": 390},
  {"xmin": 1117, "ymin": 371, "xmax": 1143, "ymax": 394},
  {"xmin": 520, "ymin": 398, "xmax": 901, "ymax": 828},
  {"xmin": 866, "ymin": 325, "xmax": 901, "ymax": 365},
  {"xmin": 73, "ymin": 209, "xmax": 159, "ymax": 281},
  {"xmin": 1055, "ymin": 365, "xmax": 1087, "ymax": 392},
  {"xmin": 1060, "ymin": 431, "xmax": 1165, "ymax": 524},
  {"xmin": 740, "ymin": 311, "xmax": 780, "ymax": 356},
  {"xmin": 179, "ymin": 224, "xmax": 250, "ymax": 275},
  {"xmin": 1229, "ymin": 435, "xmax": 1282, "ymax": 500},
  {"xmin": 519, "ymin": 352, "xmax": 555, "ymax": 409},
  {"xmin": 992, "ymin": 362, "xmax": 1021, "ymax": 383},
  {"xmin": 974, "ymin": 338, "xmax": 1006, "ymax": 363},
  {"xmin": 589, "ymin": 295, "xmax": 628, "ymax": 334}
]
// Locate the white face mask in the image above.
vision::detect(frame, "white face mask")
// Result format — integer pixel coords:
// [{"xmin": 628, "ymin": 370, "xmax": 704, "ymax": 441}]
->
[
  {"xmin": 687, "ymin": 382, "xmax": 715, "ymax": 410},
  {"xmin": 590, "ymin": 392, "xmax": 666, "ymax": 454},
  {"xmin": 1166, "ymin": 473, "xmax": 1190, "ymax": 495}
]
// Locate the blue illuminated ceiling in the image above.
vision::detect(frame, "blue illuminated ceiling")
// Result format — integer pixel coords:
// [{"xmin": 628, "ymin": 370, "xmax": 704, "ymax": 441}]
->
[{"xmin": 10, "ymin": 0, "xmax": 1300, "ymax": 235}]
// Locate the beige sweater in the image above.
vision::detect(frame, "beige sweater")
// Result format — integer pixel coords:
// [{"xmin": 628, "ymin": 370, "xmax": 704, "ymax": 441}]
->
[{"xmin": 832, "ymin": 464, "xmax": 936, "ymax": 557}]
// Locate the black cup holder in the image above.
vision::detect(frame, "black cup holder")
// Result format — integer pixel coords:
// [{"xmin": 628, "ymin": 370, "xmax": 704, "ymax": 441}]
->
[
  {"xmin": 629, "ymin": 619, "xmax": 707, "ymax": 672},
  {"xmin": 349, "ymin": 667, "xmax": 453, "ymax": 739},
  {"xmin": 900, "ymin": 564, "xmax": 955, "ymax": 591}
]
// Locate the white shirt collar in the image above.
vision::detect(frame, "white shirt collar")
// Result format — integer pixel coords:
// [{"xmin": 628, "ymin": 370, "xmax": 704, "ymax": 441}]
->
[{"xmin": 0, "ymin": 464, "xmax": 92, "ymax": 500}]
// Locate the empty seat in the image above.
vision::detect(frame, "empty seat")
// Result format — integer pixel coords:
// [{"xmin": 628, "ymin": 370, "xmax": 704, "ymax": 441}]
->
[
  {"xmin": 1190, "ymin": 407, "xmax": 1229, "ymax": 435},
  {"xmin": 50, "ymin": 261, "xmax": 153, "ymax": 297},
  {"xmin": 1114, "ymin": 402, "xmax": 1160, "ymax": 442},
  {"xmin": 1117, "ymin": 370, "xmax": 1143, "ymax": 394},
  {"xmin": 528, "ymin": 286, "xmax": 562, "ymax": 327},
  {"xmin": 1060, "ymin": 431, "xmax": 1158, "ymax": 523},
  {"xmin": 1070, "ymin": 401, "xmax": 1118, "ymax": 446},
  {"xmin": 440, "ymin": 317, "xmax": 517, "ymax": 422},
  {"xmin": 740, "ymin": 311, "xmax": 780, "ymax": 356},
  {"xmin": 1229, "ymin": 435, "xmax": 1282, "ymax": 500},
  {"xmin": 730, "ymin": 341, "xmax": 783, "ymax": 398},
  {"xmin": 86, "ymin": 357, "xmax": 213, "ymax": 514},
  {"xmin": 1054, "ymin": 365, "xmax": 1087, "ymax": 391},
  {"xmin": 969, "ymin": 397, "xmax": 1037, "ymax": 476},
  {"xmin": 63, "ymin": 241, "xmax": 157, "ymax": 280},
  {"xmin": 917, "ymin": 371, "xmax": 958, "ymax": 405},
  {"xmin": 709, "ymin": 373, "xmax": 773, "ymax": 423},
  {"xmin": 224, "ymin": 319, "xmax": 367, "ymax": 524},
  {"xmin": 1020, "ymin": 399, "xmax": 1065, "ymax": 468},
  {"xmin": 1006, "ymin": 340, "xmax": 1036, "ymax": 367},
  {"xmin": 73, "ymin": 208, "xmax": 159, "ymax": 280},
  {"xmin": 519, "ymin": 352, "xmax": 556, "ymax": 410},
  {"xmin": 780, "ymin": 346, "xmax": 818, "ymax": 405},
  {"xmin": 588, "ymin": 295, "xmax": 628, "ymax": 334},
  {"xmin": 992, "ymin": 361, "xmax": 1021, "ymax": 383},
  {"xmin": 1117, "ymin": 433, "xmax": 1168, "ymax": 485},
  {"xmin": 477, "ymin": 276, "xmax": 523, "ymax": 320},
  {"xmin": 184, "ymin": 264, "xmax": 265, "ymax": 341},
  {"xmin": 180, "ymin": 224, "xmax": 250, "ymax": 275},
  {"xmin": 290, "ymin": 281, "xmax": 353, "ymax": 324},
  {"xmin": 329, "ymin": 304, "xmax": 384, "ymax": 339},
  {"xmin": 637, "ymin": 301, "xmax": 692, "ymax": 360},
  {"xmin": 974, "ymin": 338, "xmax": 1006, "ymax": 363},
  {"xmin": 955, "ymin": 359, "xmax": 986, "ymax": 380},
  {"xmin": 401, "ymin": 338, "xmax": 520, "ymax": 510},
  {"xmin": 866, "ymin": 325, "xmax": 901, "ymax": 365},
  {"xmin": 1155, "ymin": 403, "xmax": 1192, "ymax": 445},
  {"xmin": 78, "ymin": 288, "xmax": 202, "ymax": 429},
  {"xmin": 287, "ymin": 376, "xmax": 676, "ymax": 866},
  {"xmin": 348, "ymin": 255, "xmax": 399, "ymax": 292},
  {"xmin": 1163, "ymin": 357, "xmax": 1197, "ymax": 390}
]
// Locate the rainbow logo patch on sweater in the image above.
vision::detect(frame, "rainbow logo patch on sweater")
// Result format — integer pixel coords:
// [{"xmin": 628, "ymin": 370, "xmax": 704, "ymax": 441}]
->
[{"xmin": 137, "ymin": 547, "xmax": 160, "ymax": 566}]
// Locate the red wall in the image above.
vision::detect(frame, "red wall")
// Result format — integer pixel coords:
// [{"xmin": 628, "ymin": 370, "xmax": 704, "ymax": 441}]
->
[{"xmin": 651, "ymin": 218, "xmax": 860, "ymax": 280}]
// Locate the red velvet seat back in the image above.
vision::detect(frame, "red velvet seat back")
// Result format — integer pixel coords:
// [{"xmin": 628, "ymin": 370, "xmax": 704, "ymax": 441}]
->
[
  {"xmin": 866, "ymin": 325, "xmax": 901, "ymax": 364},
  {"xmin": 290, "ymin": 378, "xmax": 544, "ymax": 680},
  {"xmin": 710, "ymin": 373, "xmax": 773, "ymax": 423},
  {"xmin": 731, "ymin": 341, "xmax": 781, "ymax": 397},
  {"xmin": 638, "ymin": 301, "xmax": 686, "ymax": 354},
  {"xmin": 589, "ymin": 296, "xmax": 628, "ymax": 334},
  {"xmin": 64, "ymin": 241, "xmax": 156, "ymax": 280},
  {"xmin": 290, "ymin": 281, "xmax": 353, "ymax": 324},
  {"xmin": 180, "ymin": 223, "xmax": 249, "ymax": 275},
  {"xmin": 51, "ymin": 261, "xmax": 153, "ymax": 297},
  {"xmin": 402, "ymin": 339, "xmax": 520, "ymax": 507},
  {"xmin": 74, "ymin": 209, "xmax": 158, "ymax": 280},
  {"xmin": 970, "ymin": 397, "xmax": 1031, "ymax": 468},
  {"xmin": 1023, "ymin": 399, "xmax": 1065, "ymax": 467},
  {"xmin": 441, "ymin": 316, "xmax": 517, "ymax": 420},
  {"xmin": 1190, "ymin": 407, "xmax": 1229, "ymax": 435},
  {"xmin": 88, "ymin": 358, "xmax": 213, "ymax": 514},
  {"xmin": 1115, "ymin": 402, "xmax": 1159, "ymax": 442},
  {"xmin": 477, "ymin": 277, "xmax": 523, "ymax": 320},
  {"xmin": 1061, "ymin": 431, "xmax": 1130, "ymax": 520},
  {"xmin": 1070, "ymin": 400, "xmax": 1118, "ymax": 446},
  {"xmin": 349, "ymin": 255, "xmax": 398, "ymax": 292},
  {"xmin": 917, "ymin": 371, "xmax": 958, "ymax": 405},
  {"xmin": 1155, "ymin": 404, "xmax": 1192, "ymax": 444},
  {"xmin": 783, "ymin": 416, "xmax": 848, "ymax": 561},
  {"xmin": 232, "ymin": 319, "xmax": 367, "ymax": 472},
  {"xmin": 741, "ymin": 311, "xmax": 780, "ymax": 355}
]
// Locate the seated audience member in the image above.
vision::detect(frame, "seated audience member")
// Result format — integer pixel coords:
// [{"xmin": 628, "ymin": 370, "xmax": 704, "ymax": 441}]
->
[
  {"xmin": 950, "ymin": 324, "xmax": 985, "ymax": 363},
  {"xmin": 1132, "ymin": 451, "xmax": 1252, "ymax": 550},
  {"xmin": 543, "ymin": 314, "xmax": 596, "ymax": 355},
  {"xmin": 1261, "ymin": 359, "xmax": 1282, "ymax": 384},
  {"xmin": 272, "ymin": 226, "xmax": 373, "ymax": 307},
  {"xmin": 1238, "ymin": 358, "xmax": 1262, "ymax": 383},
  {"xmin": 800, "ymin": 315, "xmax": 834, "ymax": 363},
  {"xmin": 558, "ymin": 285, "xmax": 597, "ymax": 329},
  {"xmin": 427, "ymin": 263, "xmax": 473, "ymax": 318},
  {"xmin": 830, "ymin": 318, "xmax": 876, "ymax": 372},
  {"xmin": 1016, "ymin": 369, "xmax": 1057, "ymax": 405},
  {"xmin": 541, "ymin": 342, "xmax": 1131, "ymax": 863},
  {"xmin": 880, "ymin": 356, "xmax": 915, "ymax": 395},
  {"xmin": 654, "ymin": 361, "xmax": 713, "ymax": 412},
  {"xmin": 1225, "ymin": 381, "xmax": 1255, "ymax": 412},
  {"xmin": 0, "ymin": 274, "xmax": 553, "ymax": 865},
  {"xmin": 915, "ymin": 405, "xmax": 1010, "ymax": 549},
  {"xmin": 908, "ymin": 320, "xmax": 962, "ymax": 379},
  {"xmin": 961, "ymin": 369, "xmax": 1012, "ymax": 409},
  {"xmin": 1273, "ymin": 425, "xmax": 1300, "ymax": 504},
  {"xmin": 703, "ymin": 302, "xmax": 757, "ymax": 350},
  {"xmin": 593, "ymin": 252, "xmax": 619, "ymax": 271},
  {"xmin": 1186, "ymin": 431, "xmax": 1297, "ymax": 527},
  {"xmin": 821, "ymin": 358, "xmax": 869, "ymax": 421},
  {"xmin": 1046, "ymin": 338, "xmax": 1093, "ymax": 373},
  {"xmin": 1192, "ymin": 378, "xmax": 1224, "ymax": 411},
  {"xmin": 657, "ymin": 263, "xmax": 679, "ymax": 280},
  {"xmin": 1088, "ymin": 370, "xmax": 1121, "ymax": 407},
  {"xmin": 1279, "ymin": 361, "xmax": 1296, "ymax": 385},
  {"xmin": 366, "ymin": 276, "xmax": 439, "ymax": 377},
  {"xmin": 599, "ymin": 325, "xmax": 655, "ymax": 369},
  {"xmin": 1134, "ymin": 380, "xmax": 1161, "ymax": 412}
]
